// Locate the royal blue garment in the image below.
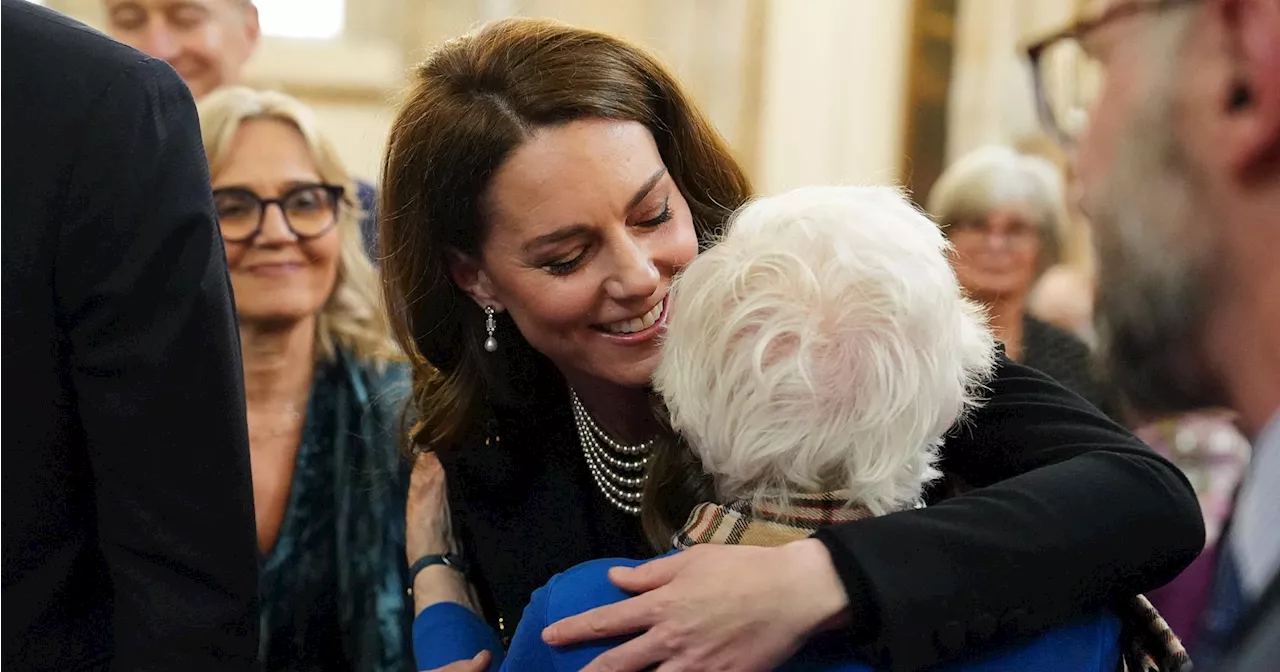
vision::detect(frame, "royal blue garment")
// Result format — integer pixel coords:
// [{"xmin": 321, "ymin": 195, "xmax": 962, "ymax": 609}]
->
[
  {"xmin": 356, "ymin": 179, "xmax": 379, "ymax": 261},
  {"xmin": 414, "ymin": 553, "xmax": 1122, "ymax": 672}
]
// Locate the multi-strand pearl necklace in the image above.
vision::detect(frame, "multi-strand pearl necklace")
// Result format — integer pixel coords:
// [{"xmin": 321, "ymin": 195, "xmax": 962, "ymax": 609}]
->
[{"xmin": 569, "ymin": 389, "xmax": 654, "ymax": 515}]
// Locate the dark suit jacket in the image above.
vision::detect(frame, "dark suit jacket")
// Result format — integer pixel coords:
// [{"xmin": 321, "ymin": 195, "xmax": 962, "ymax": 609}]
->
[
  {"xmin": 2, "ymin": 2, "xmax": 260, "ymax": 670},
  {"xmin": 440, "ymin": 354, "xmax": 1204, "ymax": 672},
  {"xmin": 1216, "ymin": 577, "xmax": 1280, "ymax": 672}
]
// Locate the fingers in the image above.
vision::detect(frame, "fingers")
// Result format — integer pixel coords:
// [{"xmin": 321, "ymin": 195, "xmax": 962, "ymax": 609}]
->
[
  {"xmin": 607, "ymin": 549, "xmax": 696, "ymax": 593},
  {"xmin": 577, "ymin": 630, "xmax": 673, "ymax": 672},
  {"xmin": 542, "ymin": 589, "xmax": 667, "ymax": 646}
]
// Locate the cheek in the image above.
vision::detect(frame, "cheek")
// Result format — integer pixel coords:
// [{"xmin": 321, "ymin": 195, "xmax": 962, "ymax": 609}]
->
[
  {"xmin": 1015, "ymin": 247, "xmax": 1041, "ymax": 278},
  {"xmin": 305, "ymin": 236, "xmax": 342, "ymax": 291},
  {"xmin": 505, "ymin": 275, "xmax": 596, "ymax": 334},
  {"xmin": 184, "ymin": 29, "xmax": 223, "ymax": 65},
  {"xmin": 660, "ymin": 214, "xmax": 700, "ymax": 271},
  {"xmin": 1077, "ymin": 75, "xmax": 1138, "ymax": 199},
  {"xmin": 948, "ymin": 240, "xmax": 981, "ymax": 269},
  {"xmin": 224, "ymin": 242, "xmax": 248, "ymax": 269}
]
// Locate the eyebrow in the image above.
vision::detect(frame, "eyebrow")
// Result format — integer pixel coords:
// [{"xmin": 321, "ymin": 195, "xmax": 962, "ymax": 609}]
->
[
  {"xmin": 521, "ymin": 167, "xmax": 669, "ymax": 253},
  {"xmin": 213, "ymin": 179, "xmax": 326, "ymax": 192}
]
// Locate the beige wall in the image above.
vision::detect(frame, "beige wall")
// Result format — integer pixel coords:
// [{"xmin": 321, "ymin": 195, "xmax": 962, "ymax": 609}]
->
[
  {"xmin": 948, "ymin": 0, "xmax": 1080, "ymax": 161},
  {"xmin": 755, "ymin": 0, "xmax": 912, "ymax": 194},
  {"xmin": 948, "ymin": 0, "xmax": 1093, "ymax": 269},
  {"xmin": 48, "ymin": 0, "xmax": 1080, "ymax": 197}
]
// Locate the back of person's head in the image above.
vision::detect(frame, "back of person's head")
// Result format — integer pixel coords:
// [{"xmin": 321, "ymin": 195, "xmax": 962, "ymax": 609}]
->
[
  {"xmin": 928, "ymin": 145, "xmax": 1068, "ymax": 278},
  {"xmin": 104, "ymin": 0, "xmax": 260, "ymax": 100},
  {"xmin": 379, "ymin": 17, "xmax": 751, "ymax": 452},
  {"xmin": 198, "ymin": 86, "xmax": 394, "ymax": 363},
  {"xmin": 653, "ymin": 186, "xmax": 997, "ymax": 517}
]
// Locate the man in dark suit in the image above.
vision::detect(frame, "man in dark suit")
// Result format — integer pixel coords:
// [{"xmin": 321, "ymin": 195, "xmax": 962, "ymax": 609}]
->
[
  {"xmin": 2, "ymin": 2, "xmax": 260, "ymax": 670},
  {"xmin": 1027, "ymin": 0, "xmax": 1280, "ymax": 670}
]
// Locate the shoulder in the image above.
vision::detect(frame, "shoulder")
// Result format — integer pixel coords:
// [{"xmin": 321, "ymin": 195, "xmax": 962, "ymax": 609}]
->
[
  {"xmin": 541, "ymin": 555, "xmax": 662, "ymax": 620},
  {"xmin": 1024, "ymin": 316, "xmax": 1091, "ymax": 357},
  {"xmin": 951, "ymin": 612, "xmax": 1122, "ymax": 672},
  {"xmin": 356, "ymin": 179, "xmax": 379, "ymax": 210},
  {"xmin": 3, "ymin": 1, "xmax": 184, "ymax": 103},
  {"xmin": 339, "ymin": 354, "xmax": 411, "ymax": 409},
  {"xmin": 524, "ymin": 557, "xmax": 657, "ymax": 670},
  {"xmin": 364, "ymin": 357, "xmax": 413, "ymax": 396}
]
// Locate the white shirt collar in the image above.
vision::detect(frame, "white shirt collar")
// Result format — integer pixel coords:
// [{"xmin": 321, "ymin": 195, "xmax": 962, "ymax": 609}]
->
[{"xmin": 1230, "ymin": 410, "xmax": 1280, "ymax": 598}]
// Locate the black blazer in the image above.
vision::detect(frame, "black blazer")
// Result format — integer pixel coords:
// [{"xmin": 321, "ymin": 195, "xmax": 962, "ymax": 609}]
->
[
  {"xmin": 2, "ymin": 3, "xmax": 259, "ymax": 670},
  {"xmin": 439, "ymin": 354, "xmax": 1204, "ymax": 671},
  {"xmin": 1021, "ymin": 314, "xmax": 1116, "ymax": 416},
  {"xmin": 1216, "ymin": 576, "xmax": 1279, "ymax": 672}
]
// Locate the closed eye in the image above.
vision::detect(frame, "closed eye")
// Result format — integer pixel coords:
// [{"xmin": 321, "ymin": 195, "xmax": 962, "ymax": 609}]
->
[
  {"xmin": 541, "ymin": 247, "xmax": 589, "ymax": 276},
  {"xmin": 636, "ymin": 198, "xmax": 672, "ymax": 229}
]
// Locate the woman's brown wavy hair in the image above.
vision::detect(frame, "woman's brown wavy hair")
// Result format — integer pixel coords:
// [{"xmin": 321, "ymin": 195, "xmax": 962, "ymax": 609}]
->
[{"xmin": 379, "ymin": 17, "xmax": 752, "ymax": 454}]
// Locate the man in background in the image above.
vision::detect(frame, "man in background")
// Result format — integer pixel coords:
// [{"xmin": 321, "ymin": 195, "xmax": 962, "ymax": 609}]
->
[
  {"xmin": 103, "ymin": 0, "xmax": 259, "ymax": 99},
  {"xmin": 1032, "ymin": 0, "xmax": 1279, "ymax": 669},
  {"xmin": 2, "ymin": 1, "xmax": 259, "ymax": 669},
  {"xmin": 103, "ymin": 0, "xmax": 382, "ymax": 258}
]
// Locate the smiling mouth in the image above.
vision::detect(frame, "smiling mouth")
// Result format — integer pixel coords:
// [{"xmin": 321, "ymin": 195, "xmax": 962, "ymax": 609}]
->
[{"xmin": 594, "ymin": 297, "xmax": 666, "ymax": 335}]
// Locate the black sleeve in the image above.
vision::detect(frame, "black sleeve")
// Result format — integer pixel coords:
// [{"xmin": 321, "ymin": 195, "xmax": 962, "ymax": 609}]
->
[
  {"xmin": 55, "ymin": 57, "xmax": 260, "ymax": 671},
  {"xmin": 811, "ymin": 353, "xmax": 1204, "ymax": 671}
]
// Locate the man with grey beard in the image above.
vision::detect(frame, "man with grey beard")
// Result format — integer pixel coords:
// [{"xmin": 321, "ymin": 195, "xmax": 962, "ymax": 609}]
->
[{"xmin": 1026, "ymin": 0, "xmax": 1278, "ymax": 669}]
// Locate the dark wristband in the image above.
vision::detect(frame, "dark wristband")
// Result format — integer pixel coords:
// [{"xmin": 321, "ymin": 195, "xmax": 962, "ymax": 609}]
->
[{"xmin": 409, "ymin": 553, "xmax": 468, "ymax": 584}]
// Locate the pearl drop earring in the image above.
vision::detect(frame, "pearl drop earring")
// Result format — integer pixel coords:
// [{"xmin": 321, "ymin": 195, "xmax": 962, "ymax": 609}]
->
[{"xmin": 483, "ymin": 306, "xmax": 498, "ymax": 353}]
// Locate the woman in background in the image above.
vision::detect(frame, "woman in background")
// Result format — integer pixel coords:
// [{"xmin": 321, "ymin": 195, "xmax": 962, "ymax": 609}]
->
[
  {"xmin": 198, "ymin": 87, "xmax": 413, "ymax": 672},
  {"xmin": 928, "ymin": 145, "xmax": 1112, "ymax": 412}
]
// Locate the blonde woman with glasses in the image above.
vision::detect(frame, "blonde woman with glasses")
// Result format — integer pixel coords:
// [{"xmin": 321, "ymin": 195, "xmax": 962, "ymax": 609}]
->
[{"xmin": 198, "ymin": 87, "xmax": 413, "ymax": 672}]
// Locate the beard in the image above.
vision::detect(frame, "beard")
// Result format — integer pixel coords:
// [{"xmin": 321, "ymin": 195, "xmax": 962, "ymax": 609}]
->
[{"xmin": 1089, "ymin": 75, "xmax": 1226, "ymax": 420}]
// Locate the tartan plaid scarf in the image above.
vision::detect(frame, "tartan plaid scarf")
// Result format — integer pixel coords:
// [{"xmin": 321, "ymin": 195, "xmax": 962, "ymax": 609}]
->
[{"xmin": 674, "ymin": 493, "xmax": 1191, "ymax": 672}]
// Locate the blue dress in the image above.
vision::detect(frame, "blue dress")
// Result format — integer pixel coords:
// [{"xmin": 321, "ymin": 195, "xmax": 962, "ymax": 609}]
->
[{"xmin": 413, "ymin": 553, "xmax": 1122, "ymax": 672}]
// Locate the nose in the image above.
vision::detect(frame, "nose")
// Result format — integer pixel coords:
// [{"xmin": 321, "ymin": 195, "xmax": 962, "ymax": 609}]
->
[
  {"xmin": 984, "ymin": 231, "xmax": 1013, "ymax": 251},
  {"xmin": 252, "ymin": 203, "xmax": 299, "ymax": 247},
  {"xmin": 139, "ymin": 22, "xmax": 181, "ymax": 61},
  {"xmin": 602, "ymin": 236, "xmax": 660, "ymax": 302}
]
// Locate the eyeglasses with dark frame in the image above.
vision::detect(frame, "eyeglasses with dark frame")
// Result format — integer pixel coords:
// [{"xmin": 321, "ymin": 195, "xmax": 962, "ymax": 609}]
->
[
  {"xmin": 1024, "ymin": 0, "xmax": 1200, "ymax": 147},
  {"xmin": 212, "ymin": 183, "xmax": 347, "ymax": 244},
  {"xmin": 948, "ymin": 216, "xmax": 1043, "ymax": 251}
]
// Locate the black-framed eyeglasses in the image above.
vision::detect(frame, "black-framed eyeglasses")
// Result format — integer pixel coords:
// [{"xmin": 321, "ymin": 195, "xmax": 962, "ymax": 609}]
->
[
  {"xmin": 1024, "ymin": 0, "xmax": 1199, "ymax": 147},
  {"xmin": 948, "ymin": 217, "xmax": 1042, "ymax": 251},
  {"xmin": 212, "ymin": 183, "xmax": 346, "ymax": 243}
]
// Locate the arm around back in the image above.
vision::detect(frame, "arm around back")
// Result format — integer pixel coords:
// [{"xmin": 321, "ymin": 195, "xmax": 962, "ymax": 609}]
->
[
  {"xmin": 813, "ymin": 354, "xmax": 1204, "ymax": 669},
  {"xmin": 56, "ymin": 56, "xmax": 260, "ymax": 670}
]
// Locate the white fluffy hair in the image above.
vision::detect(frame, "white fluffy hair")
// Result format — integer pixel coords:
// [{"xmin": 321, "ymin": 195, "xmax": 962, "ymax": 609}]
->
[{"xmin": 654, "ymin": 186, "xmax": 997, "ymax": 515}]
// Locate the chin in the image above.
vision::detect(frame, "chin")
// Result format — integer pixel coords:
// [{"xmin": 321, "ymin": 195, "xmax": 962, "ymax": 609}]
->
[
  {"xmin": 571, "ymin": 353, "xmax": 661, "ymax": 392},
  {"xmin": 609, "ymin": 356, "xmax": 662, "ymax": 389},
  {"xmin": 238, "ymin": 306, "xmax": 320, "ymax": 329}
]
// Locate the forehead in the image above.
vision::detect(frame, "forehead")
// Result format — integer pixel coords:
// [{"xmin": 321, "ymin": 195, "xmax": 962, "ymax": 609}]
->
[
  {"xmin": 485, "ymin": 119, "xmax": 666, "ymax": 233},
  {"xmin": 214, "ymin": 119, "xmax": 320, "ymax": 186},
  {"xmin": 105, "ymin": 0, "xmax": 226, "ymax": 13}
]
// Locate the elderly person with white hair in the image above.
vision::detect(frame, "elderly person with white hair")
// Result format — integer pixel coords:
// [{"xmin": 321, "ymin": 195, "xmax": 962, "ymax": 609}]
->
[
  {"xmin": 928, "ymin": 146, "xmax": 1113, "ymax": 414},
  {"xmin": 409, "ymin": 186, "xmax": 1139, "ymax": 672}
]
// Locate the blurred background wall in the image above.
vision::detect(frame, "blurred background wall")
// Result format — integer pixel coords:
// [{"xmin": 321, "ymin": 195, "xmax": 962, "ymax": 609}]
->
[{"xmin": 41, "ymin": 0, "xmax": 1086, "ymax": 203}]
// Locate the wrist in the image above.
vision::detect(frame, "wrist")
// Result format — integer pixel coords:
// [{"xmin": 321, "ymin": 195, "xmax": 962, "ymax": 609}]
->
[
  {"xmin": 785, "ymin": 538, "xmax": 850, "ymax": 633},
  {"xmin": 412, "ymin": 565, "xmax": 473, "ymax": 615},
  {"xmin": 405, "ymin": 543, "xmax": 451, "ymax": 566}
]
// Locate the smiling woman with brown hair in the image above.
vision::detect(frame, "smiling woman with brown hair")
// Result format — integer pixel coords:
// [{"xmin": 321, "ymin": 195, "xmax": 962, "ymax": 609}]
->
[{"xmin": 385, "ymin": 17, "xmax": 1201, "ymax": 672}]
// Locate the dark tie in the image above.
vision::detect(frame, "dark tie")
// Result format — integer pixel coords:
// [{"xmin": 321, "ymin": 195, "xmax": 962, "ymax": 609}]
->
[{"xmin": 1196, "ymin": 539, "xmax": 1250, "ymax": 669}]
